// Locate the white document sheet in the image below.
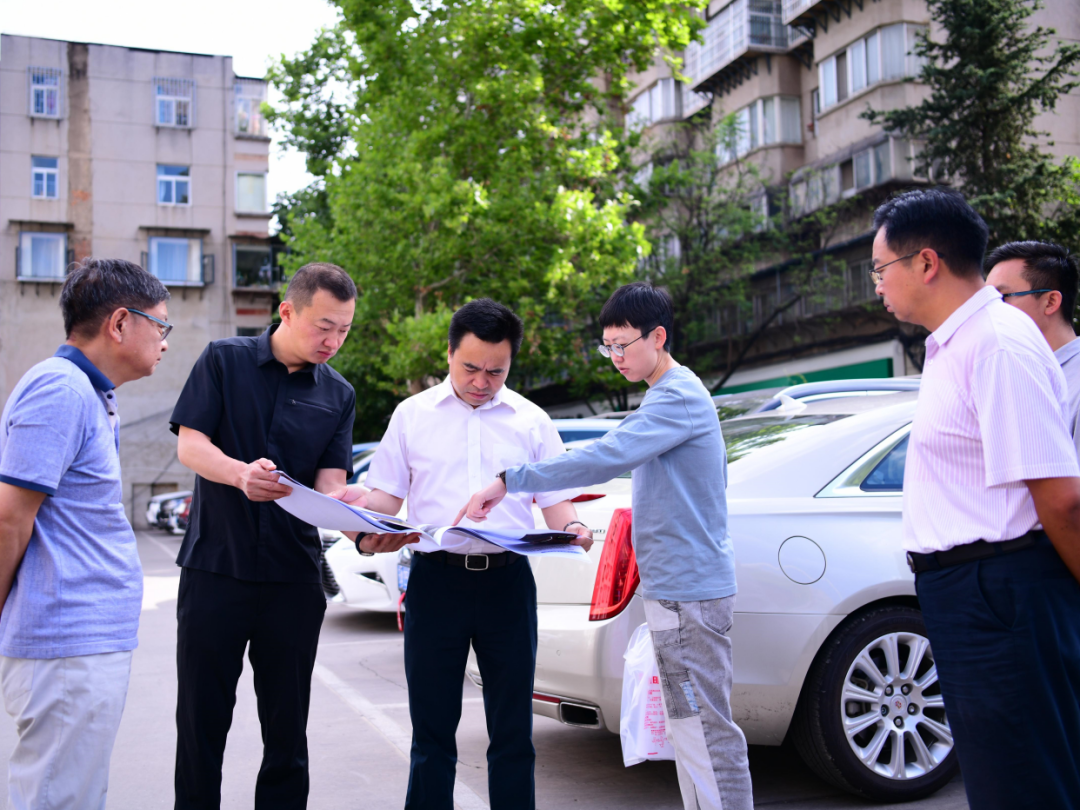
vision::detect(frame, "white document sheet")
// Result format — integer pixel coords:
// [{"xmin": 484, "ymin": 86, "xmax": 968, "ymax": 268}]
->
[{"xmin": 273, "ymin": 472, "xmax": 587, "ymax": 559}]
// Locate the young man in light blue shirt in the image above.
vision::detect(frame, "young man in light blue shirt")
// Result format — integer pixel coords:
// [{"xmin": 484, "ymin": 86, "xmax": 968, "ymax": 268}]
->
[
  {"xmin": 460, "ymin": 282, "xmax": 752, "ymax": 810},
  {"xmin": 0, "ymin": 258, "xmax": 171, "ymax": 809}
]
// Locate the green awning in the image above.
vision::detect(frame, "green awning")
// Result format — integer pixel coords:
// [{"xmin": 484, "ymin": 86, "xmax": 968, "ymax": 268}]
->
[{"xmin": 715, "ymin": 357, "xmax": 894, "ymax": 395}]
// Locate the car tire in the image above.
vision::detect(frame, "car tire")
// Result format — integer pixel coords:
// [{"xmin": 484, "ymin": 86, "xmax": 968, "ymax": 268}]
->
[{"xmin": 790, "ymin": 605, "xmax": 958, "ymax": 802}]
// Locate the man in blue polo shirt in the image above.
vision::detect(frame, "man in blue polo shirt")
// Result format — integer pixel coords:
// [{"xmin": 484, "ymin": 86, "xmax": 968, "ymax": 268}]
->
[{"xmin": 0, "ymin": 258, "xmax": 170, "ymax": 809}]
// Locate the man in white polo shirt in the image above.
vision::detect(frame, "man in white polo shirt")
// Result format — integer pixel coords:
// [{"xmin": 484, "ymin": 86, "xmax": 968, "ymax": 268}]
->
[
  {"xmin": 873, "ymin": 188, "xmax": 1080, "ymax": 809},
  {"xmin": 985, "ymin": 241, "xmax": 1080, "ymax": 456},
  {"xmin": 336, "ymin": 299, "xmax": 591, "ymax": 810}
]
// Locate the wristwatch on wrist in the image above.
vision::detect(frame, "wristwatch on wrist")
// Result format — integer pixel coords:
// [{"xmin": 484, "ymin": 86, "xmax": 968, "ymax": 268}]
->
[
  {"xmin": 354, "ymin": 533, "xmax": 375, "ymax": 557},
  {"xmin": 497, "ymin": 470, "xmax": 507, "ymax": 486},
  {"xmin": 563, "ymin": 520, "xmax": 588, "ymax": 533}
]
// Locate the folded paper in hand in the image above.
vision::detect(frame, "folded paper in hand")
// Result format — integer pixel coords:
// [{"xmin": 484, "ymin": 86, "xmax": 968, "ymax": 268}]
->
[{"xmin": 273, "ymin": 472, "xmax": 587, "ymax": 558}]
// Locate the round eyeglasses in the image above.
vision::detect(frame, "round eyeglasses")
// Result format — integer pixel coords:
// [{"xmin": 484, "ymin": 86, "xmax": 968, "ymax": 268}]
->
[{"xmin": 598, "ymin": 327, "xmax": 655, "ymax": 359}]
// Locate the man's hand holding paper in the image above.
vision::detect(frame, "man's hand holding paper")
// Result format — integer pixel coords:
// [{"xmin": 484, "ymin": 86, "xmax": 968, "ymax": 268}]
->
[{"xmin": 455, "ymin": 478, "xmax": 594, "ymax": 552}]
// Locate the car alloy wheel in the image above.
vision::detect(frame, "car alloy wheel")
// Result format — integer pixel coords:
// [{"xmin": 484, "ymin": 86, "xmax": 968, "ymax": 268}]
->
[
  {"xmin": 791, "ymin": 606, "xmax": 959, "ymax": 802},
  {"xmin": 841, "ymin": 631, "xmax": 953, "ymax": 780}
]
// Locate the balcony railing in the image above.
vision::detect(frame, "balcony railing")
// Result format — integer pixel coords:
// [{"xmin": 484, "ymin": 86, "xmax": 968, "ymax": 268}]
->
[
  {"xmin": 685, "ymin": 0, "xmax": 793, "ymax": 91},
  {"xmin": 782, "ymin": 0, "xmax": 820, "ymax": 24}
]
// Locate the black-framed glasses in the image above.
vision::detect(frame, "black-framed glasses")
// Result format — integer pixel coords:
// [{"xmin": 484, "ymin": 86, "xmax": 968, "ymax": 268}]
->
[
  {"xmin": 598, "ymin": 327, "xmax": 655, "ymax": 359},
  {"xmin": 869, "ymin": 249, "xmax": 946, "ymax": 285},
  {"xmin": 128, "ymin": 309, "xmax": 173, "ymax": 341},
  {"xmin": 1002, "ymin": 288, "xmax": 1053, "ymax": 300}
]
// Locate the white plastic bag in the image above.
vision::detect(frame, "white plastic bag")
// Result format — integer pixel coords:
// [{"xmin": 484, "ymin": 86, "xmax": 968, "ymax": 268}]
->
[{"xmin": 620, "ymin": 623, "xmax": 676, "ymax": 766}]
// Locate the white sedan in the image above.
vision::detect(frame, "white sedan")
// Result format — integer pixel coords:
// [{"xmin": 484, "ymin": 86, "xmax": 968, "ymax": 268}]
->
[{"xmin": 465, "ymin": 390, "xmax": 959, "ymax": 803}]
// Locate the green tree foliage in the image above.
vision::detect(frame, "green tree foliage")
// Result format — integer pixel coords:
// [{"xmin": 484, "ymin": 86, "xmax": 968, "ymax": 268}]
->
[
  {"xmin": 269, "ymin": 0, "xmax": 706, "ymax": 436},
  {"xmin": 863, "ymin": 0, "xmax": 1080, "ymax": 247},
  {"xmin": 635, "ymin": 116, "xmax": 767, "ymax": 360},
  {"xmin": 634, "ymin": 114, "xmax": 865, "ymax": 387}
]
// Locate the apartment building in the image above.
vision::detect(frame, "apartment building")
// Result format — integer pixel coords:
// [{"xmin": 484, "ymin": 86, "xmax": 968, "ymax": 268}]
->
[
  {"xmin": 623, "ymin": 0, "xmax": 1080, "ymax": 394},
  {"xmin": 0, "ymin": 34, "xmax": 281, "ymax": 524}
]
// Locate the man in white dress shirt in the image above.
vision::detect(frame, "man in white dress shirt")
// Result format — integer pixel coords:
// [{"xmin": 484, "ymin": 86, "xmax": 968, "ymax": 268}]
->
[
  {"xmin": 337, "ymin": 299, "xmax": 592, "ymax": 810},
  {"xmin": 985, "ymin": 241, "xmax": 1080, "ymax": 456},
  {"xmin": 873, "ymin": 188, "xmax": 1080, "ymax": 809}
]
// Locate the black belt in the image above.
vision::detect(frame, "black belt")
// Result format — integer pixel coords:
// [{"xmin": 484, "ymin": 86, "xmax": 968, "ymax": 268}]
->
[
  {"xmin": 418, "ymin": 550, "xmax": 522, "ymax": 571},
  {"xmin": 907, "ymin": 530, "xmax": 1044, "ymax": 574}
]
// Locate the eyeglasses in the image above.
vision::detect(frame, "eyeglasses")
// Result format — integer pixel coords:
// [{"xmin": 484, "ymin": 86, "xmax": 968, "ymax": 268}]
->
[
  {"xmin": 128, "ymin": 309, "xmax": 173, "ymax": 341},
  {"xmin": 869, "ymin": 249, "xmax": 946, "ymax": 285},
  {"xmin": 1002, "ymin": 288, "xmax": 1053, "ymax": 300},
  {"xmin": 598, "ymin": 327, "xmax": 655, "ymax": 359}
]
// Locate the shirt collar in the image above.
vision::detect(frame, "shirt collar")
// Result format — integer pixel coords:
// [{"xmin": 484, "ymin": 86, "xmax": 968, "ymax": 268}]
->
[
  {"xmin": 256, "ymin": 323, "xmax": 318, "ymax": 379},
  {"xmin": 432, "ymin": 376, "xmax": 518, "ymax": 412},
  {"xmin": 54, "ymin": 345, "xmax": 115, "ymax": 392},
  {"xmin": 1056, "ymin": 337, "xmax": 1080, "ymax": 366},
  {"xmin": 928, "ymin": 285, "xmax": 1002, "ymax": 351}
]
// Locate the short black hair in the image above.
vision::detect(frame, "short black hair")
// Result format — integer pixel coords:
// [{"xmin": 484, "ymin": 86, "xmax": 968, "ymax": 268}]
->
[
  {"xmin": 283, "ymin": 262, "xmax": 357, "ymax": 310},
  {"xmin": 60, "ymin": 257, "xmax": 170, "ymax": 339},
  {"xmin": 986, "ymin": 241, "xmax": 1078, "ymax": 326},
  {"xmin": 598, "ymin": 282, "xmax": 674, "ymax": 351},
  {"xmin": 448, "ymin": 299, "xmax": 524, "ymax": 357},
  {"xmin": 872, "ymin": 187, "xmax": 989, "ymax": 279}
]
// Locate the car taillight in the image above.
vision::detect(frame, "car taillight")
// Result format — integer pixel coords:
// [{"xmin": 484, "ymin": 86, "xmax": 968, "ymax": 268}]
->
[
  {"xmin": 571, "ymin": 493, "xmax": 606, "ymax": 503},
  {"xmin": 589, "ymin": 508, "xmax": 638, "ymax": 621}
]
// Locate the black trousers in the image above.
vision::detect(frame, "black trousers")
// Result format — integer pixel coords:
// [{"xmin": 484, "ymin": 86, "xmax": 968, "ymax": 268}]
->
[
  {"xmin": 403, "ymin": 552, "xmax": 538, "ymax": 810},
  {"xmin": 916, "ymin": 535, "xmax": 1080, "ymax": 810},
  {"xmin": 174, "ymin": 567, "xmax": 327, "ymax": 810}
]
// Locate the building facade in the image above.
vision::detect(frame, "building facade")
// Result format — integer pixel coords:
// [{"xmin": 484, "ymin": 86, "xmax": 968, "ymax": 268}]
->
[
  {"xmin": 0, "ymin": 34, "xmax": 281, "ymax": 524},
  {"xmin": 620, "ymin": 0, "xmax": 1080, "ymax": 396}
]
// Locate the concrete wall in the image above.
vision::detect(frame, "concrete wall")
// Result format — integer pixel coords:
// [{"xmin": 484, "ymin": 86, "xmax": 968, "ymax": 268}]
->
[{"xmin": 0, "ymin": 34, "xmax": 274, "ymax": 527}]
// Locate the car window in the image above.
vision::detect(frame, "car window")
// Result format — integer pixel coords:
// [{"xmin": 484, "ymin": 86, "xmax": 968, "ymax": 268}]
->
[
  {"xmin": 614, "ymin": 414, "xmax": 850, "ymax": 478},
  {"xmin": 860, "ymin": 434, "xmax": 908, "ymax": 492},
  {"xmin": 558, "ymin": 429, "xmax": 610, "ymax": 443},
  {"xmin": 723, "ymin": 415, "xmax": 850, "ymax": 464}
]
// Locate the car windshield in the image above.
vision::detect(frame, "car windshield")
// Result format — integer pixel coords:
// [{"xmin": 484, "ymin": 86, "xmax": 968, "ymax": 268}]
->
[
  {"xmin": 723, "ymin": 415, "xmax": 850, "ymax": 464},
  {"xmin": 348, "ymin": 449, "xmax": 378, "ymax": 485}
]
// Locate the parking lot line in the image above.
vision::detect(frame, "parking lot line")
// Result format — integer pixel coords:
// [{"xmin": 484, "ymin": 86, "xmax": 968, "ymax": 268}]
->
[{"xmin": 312, "ymin": 662, "xmax": 490, "ymax": 810}]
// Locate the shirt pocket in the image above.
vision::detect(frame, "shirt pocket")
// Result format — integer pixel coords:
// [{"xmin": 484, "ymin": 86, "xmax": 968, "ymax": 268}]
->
[
  {"xmin": 493, "ymin": 442, "xmax": 529, "ymax": 473},
  {"xmin": 274, "ymin": 398, "xmax": 342, "ymax": 479}
]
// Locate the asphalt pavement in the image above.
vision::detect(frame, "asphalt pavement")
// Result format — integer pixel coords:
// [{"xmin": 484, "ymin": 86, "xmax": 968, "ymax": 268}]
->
[{"xmin": 0, "ymin": 531, "xmax": 971, "ymax": 809}]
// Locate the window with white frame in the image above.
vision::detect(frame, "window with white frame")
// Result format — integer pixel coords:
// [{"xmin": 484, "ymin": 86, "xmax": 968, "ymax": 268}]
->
[
  {"xmin": 158, "ymin": 165, "xmax": 191, "ymax": 206},
  {"xmin": 717, "ymin": 96, "xmax": 801, "ymax": 164},
  {"xmin": 148, "ymin": 237, "xmax": 203, "ymax": 284},
  {"xmin": 28, "ymin": 67, "xmax": 62, "ymax": 118},
  {"xmin": 817, "ymin": 23, "xmax": 928, "ymax": 112},
  {"xmin": 235, "ymin": 80, "xmax": 267, "ymax": 137},
  {"xmin": 628, "ymin": 78, "xmax": 682, "ymax": 129},
  {"xmin": 17, "ymin": 232, "xmax": 67, "ymax": 279},
  {"xmin": 32, "ymin": 157, "xmax": 59, "ymax": 199},
  {"xmin": 154, "ymin": 78, "xmax": 195, "ymax": 128},
  {"xmin": 236, "ymin": 173, "xmax": 268, "ymax": 213}
]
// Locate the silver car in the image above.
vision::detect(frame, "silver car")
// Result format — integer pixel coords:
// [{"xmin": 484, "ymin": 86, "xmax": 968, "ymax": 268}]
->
[{"xmin": 466, "ymin": 390, "xmax": 959, "ymax": 803}]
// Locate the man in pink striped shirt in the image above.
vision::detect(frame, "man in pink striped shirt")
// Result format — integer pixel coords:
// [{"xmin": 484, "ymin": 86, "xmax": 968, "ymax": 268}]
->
[{"xmin": 873, "ymin": 188, "xmax": 1080, "ymax": 810}]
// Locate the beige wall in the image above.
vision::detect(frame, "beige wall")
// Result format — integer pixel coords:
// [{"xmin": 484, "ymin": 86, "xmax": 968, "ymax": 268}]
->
[
  {"xmin": 620, "ymin": 0, "xmax": 1080, "ymax": 384},
  {"xmin": 0, "ymin": 34, "xmax": 274, "ymax": 525}
]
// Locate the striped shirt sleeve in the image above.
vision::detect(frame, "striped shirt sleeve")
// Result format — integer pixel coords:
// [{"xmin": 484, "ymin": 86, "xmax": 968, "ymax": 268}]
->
[{"xmin": 971, "ymin": 349, "xmax": 1080, "ymax": 487}]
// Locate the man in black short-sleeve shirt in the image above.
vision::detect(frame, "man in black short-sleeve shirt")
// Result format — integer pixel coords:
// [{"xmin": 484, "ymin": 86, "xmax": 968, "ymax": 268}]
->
[{"xmin": 169, "ymin": 263, "xmax": 372, "ymax": 810}]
